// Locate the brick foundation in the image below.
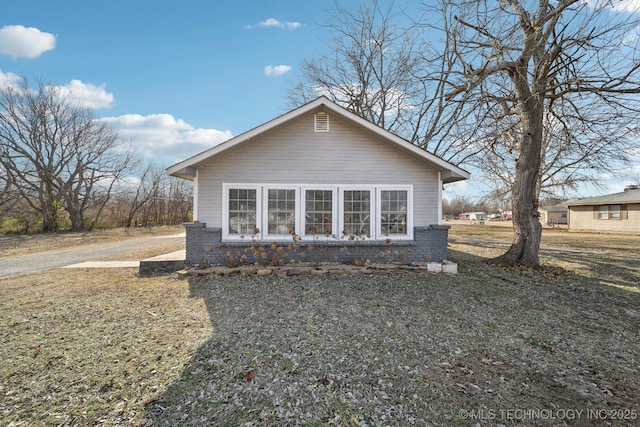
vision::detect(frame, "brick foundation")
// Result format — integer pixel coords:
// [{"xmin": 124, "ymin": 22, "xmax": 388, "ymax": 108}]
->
[{"xmin": 184, "ymin": 222, "xmax": 450, "ymax": 266}]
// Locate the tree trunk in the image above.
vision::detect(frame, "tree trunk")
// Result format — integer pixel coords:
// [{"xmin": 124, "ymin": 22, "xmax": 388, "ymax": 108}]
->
[
  {"xmin": 490, "ymin": 65, "xmax": 544, "ymax": 267},
  {"xmin": 68, "ymin": 209, "xmax": 85, "ymax": 231},
  {"xmin": 41, "ymin": 208, "xmax": 59, "ymax": 232},
  {"xmin": 40, "ymin": 193, "xmax": 61, "ymax": 232}
]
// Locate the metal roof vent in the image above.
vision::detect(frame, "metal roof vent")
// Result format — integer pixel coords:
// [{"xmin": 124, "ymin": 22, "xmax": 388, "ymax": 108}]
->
[{"xmin": 314, "ymin": 112, "xmax": 329, "ymax": 132}]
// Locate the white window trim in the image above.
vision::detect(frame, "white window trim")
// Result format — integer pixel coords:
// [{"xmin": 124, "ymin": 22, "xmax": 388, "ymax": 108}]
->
[
  {"xmin": 222, "ymin": 184, "xmax": 262, "ymax": 240},
  {"xmin": 263, "ymin": 185, "xmax": 301, "ymax": 240},
  {"xmin": 301, "ymin": 186, "xmax": 339, "ymax": 240},
  {"xmin": 221, "ymin": 183, "xmax": 414, "ymax": 241},
  {"xmin": 376, "ymin": 185, "xmax": 414, "ymax": 240},
  {"xmin": 339, "ymin": 185, "xmax": 375, "ymax": 239}
]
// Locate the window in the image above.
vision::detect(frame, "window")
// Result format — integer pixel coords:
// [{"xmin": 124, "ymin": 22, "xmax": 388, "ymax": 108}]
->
[
  {"xmin": 227, "ymin": 188, "xmax": 257, "ymax": 235},
  {"xmin": 304, "ymin": 189, "xmax": 333, "ymax": 236},
  {"xmin": 267, "ymin": 189, "xmax": 296, "ymax": 235},
  {"xmin": 609, "ymin": 205, "xmax": 621, "ymax": 220},
  {"xmin": 598, "ymin": 205, "xmax": 609, "ymax": 220},
  {"xmin": 343, "ymin": 190, "xmax": 371, "ymax": 236},
  {"xmin": 380, "ymin": 190, "xmax": 408, "ymax": 236},
  {"xmin": 223, "ymin": 184, "xmax": 413, "ymax": 241},
  {"xmin": 594, "ymin": 204, "xmax": 627, "ymax": 220}
]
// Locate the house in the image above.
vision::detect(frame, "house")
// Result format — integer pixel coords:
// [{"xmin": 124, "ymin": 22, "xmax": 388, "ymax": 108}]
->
[
  {"xmin": 167, "ymin": 96, "xmax": 470, "ymax": 266},
  {"xmin": 565, "ymin": 186, "xmax": 640, "ymax": 234},
  {"xmin": 459, "ymin": 212, "xmax": 487, "ymax": 221},
  {"xmin": 538, "ymin": 206, "xmax": 567, "ymax": 226}
]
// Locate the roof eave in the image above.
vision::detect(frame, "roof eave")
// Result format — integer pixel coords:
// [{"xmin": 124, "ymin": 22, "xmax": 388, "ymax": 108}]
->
[{"xmin": 168, "ymin": 166, "xmax": 196, "ymax": 181}]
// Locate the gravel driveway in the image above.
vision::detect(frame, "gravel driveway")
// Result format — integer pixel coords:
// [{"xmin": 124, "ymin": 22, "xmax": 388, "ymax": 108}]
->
[{"xmin": 0, "ymin": 234, "xmax": 185, "ymax": 279}]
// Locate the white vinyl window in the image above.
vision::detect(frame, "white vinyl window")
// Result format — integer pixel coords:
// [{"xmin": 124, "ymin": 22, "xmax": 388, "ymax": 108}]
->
[
  {"xmin": 379, "ymin": 189, "xmax": 409, "ymax": 236},
  {"xmin": 224, "ymin": 186, "xmax": 260, "ymax": 238},
  {"xmin": 342, "ymin": 189, "xmax": 372, "ymax": 237},
  {"xmin": 222, "ymin": 184, "xmax": 413, "ymax": 241},
  {"xmin": 265, "ymin": 187, "xmax": 299, "ymax": 238},
  {"xmin": 303, "ymin": 189, "xmax": 335, "ymax": 237}
]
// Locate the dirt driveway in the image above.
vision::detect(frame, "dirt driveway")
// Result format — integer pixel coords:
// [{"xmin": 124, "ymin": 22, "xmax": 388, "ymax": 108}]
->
[{"xmin": 0, "ymin": 231, "xmax": 185, "ymax": 279}]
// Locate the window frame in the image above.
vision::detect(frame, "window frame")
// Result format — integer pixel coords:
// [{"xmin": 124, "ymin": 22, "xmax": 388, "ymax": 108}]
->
[
  {"xmin": 263, "ymin": 185, "xmax": 301, "ymax": 240},
  {"xmin": 222, "ymin": 184, "xmax": 262, "ymax": 240},
  {"xmin": 301, "ymin": 186, "xmax": 338, "ymax": 239},
  {"xmin": 594, "ymin": 204, "xmax": 627, "ymax": 221},
  {"xmin": 377, "ymin": 186, "xmax": 413, "ymax": 240},
  {"xmin": 221, "ymin": 184, "xmax": 414, "ymax": 241},
  {"xmin": 609, "ymin": 204, "xmax": 621, "ymax": 220},
  {"xmin": 340, "ymin": 186, "xmax": 375, "ymax": 239},
  {"xmin": 598, "ymin": 205, "xmax": 609, "ymax": 220}
]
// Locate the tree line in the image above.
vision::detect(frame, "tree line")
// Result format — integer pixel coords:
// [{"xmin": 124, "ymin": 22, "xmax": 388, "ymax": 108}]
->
[{"xmin": 0, "ymin": 78, "xmax": 191, "ymax": 233}]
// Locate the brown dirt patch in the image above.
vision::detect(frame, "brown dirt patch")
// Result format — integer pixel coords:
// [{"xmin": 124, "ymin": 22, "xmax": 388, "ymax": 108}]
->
[{"xmin": 0, "ymin": 226, "xmax": 184, "ymax": 259}]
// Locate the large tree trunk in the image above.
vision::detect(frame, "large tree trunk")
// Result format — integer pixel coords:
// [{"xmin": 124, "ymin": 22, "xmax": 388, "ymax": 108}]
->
[{"xmin": 490, "ymin": 62, "xmax": 545, "ymax": 267}]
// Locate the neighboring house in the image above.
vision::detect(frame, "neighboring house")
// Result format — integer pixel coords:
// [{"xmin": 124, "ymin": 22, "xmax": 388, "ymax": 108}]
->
[
  {"xmin": 167, "ymin": 96, "xmax": 470, "ymax": 265},
  {"xmin": 538, "ymin": 206, "xmax": 567, "ymax": 226},
  {"xmin": 459, "ymin": 212, "xmax": 487, "ymax": 221},
  {"xmin": 565, "ymin": 186, "xmax": 640, "ymax": 234}
]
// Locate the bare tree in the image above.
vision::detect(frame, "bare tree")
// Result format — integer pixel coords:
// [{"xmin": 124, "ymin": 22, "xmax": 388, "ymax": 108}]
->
[
  {"xmin": 0, "ymin": 162, "xmax": 14, "ymax": 214},
  {"xmin": 0, "ymin": 77, "xmax": 134, "ymax": 231},
  {"xmin": 165, "ymin": 177, "xmax": 192, "ymax": 225},
  {"xmin": 118, "ymin": 162, "xmax": 166, "ymax": 228},
  {"xmin": 288, "ymin": 0, "xmax": 479, "ymax": 164},
  {"xmin": 442, "ymin": 0, "xmax": 640, "ymax": 266}
]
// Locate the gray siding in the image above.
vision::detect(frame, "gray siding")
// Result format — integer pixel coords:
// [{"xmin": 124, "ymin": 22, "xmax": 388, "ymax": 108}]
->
[{"xmin": 195, "ymin": 112, "xmax": 440, "ymax": 228}]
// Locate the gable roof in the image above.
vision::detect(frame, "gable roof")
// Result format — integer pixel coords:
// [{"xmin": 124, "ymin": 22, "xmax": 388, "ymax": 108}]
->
[
  {"xmin": 565, "ymin": 188, "xmax": 640, "ymax": 206},
  {"xmin": 166, "ymin": 96, "xmax": 470, "ymax": 183}
]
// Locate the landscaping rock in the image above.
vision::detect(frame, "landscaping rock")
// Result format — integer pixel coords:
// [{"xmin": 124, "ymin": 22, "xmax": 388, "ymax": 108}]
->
[{"xmin": 256, "ymin": 269, "xmax": 273, "ymax": 276}]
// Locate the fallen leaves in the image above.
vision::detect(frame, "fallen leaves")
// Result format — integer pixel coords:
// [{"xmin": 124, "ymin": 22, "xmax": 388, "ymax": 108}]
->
[{"xmin": 481, "ymin": 358, "xmax": 505, "ymax": 366}]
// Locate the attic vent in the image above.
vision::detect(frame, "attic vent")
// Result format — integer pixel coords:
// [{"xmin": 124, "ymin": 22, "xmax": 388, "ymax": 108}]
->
[{"xmin": 315, "ymin": 112, "xmax": 329, "ymax": 132}]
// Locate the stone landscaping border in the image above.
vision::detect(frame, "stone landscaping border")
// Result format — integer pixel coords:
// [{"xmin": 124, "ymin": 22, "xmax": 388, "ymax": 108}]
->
[{"xmin": 177, "ymin": 261, "xmax": 458, "ymax": 278}]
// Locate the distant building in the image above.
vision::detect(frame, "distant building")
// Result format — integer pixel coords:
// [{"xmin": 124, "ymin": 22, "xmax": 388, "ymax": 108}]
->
[
  {"xmin": 565, "ymin": 186, "xmax": 640, "ymax": 233},
  {"xmin": 459, "ymin": 212, "xmax": 487, "ymax": 221},
  {"xmin": 539, "ymin": 206, "xmax": 567, "ymax": 226}
]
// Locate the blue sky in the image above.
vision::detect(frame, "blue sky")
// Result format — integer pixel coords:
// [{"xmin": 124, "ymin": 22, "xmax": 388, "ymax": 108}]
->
[
  {"xmin": 0, "ymin": 0, "xmax": 365, "ymax": 164},
  {"xmin": 1, "ymin": 0, "xmax": 639, "ymax": 202}
]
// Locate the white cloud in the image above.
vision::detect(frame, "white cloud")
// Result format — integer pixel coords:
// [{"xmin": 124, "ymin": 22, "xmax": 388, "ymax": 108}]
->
[
  {"xmin": 101, "ymin": 113, "xmax": 233, "ymax": 164},
  {"xmin": 609, "ymin": 0, "xmax": 640, "ymax": 12},
  {"xmin": 0, "ymin": 69, "xmax": 20, "ymax": 88},
  {"xmin": 0, "ymin": 25, "xmax": 56, "ymax": 58},
  {"xmin": 586, "ymin": 0, "xmax": 640, "ymax": 12},
  {"xmin": 442, "ymin": 180, "xmax": 471, "ymax": 202},
  {"xmin": 250, "ymin": 18, "xmax": 301, "ymax": 30},
  {"xmin": 0, "ymin": 74, "xmax": 114, "ymax": 109},
  {"xmin": 264, "ymin": 64, "xmax": 292, "ymax": 77},
  {"xmin": 55, "ymin": 79, "xmax": 114, "ymax": 109}
]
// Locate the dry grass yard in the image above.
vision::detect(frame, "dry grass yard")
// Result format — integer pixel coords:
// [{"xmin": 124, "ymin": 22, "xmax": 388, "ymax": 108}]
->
[{"xmin": 1, "ymin": 224, "xmax": 639, "ymax": 426}]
